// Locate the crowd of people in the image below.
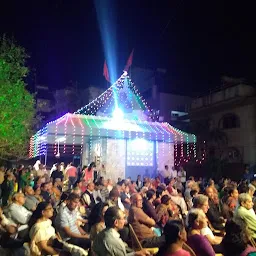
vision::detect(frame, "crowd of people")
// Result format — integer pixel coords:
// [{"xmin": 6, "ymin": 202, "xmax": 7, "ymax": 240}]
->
[{"xmin": 0, "ymin": 161, "xmax": 256, "ymax": 256}]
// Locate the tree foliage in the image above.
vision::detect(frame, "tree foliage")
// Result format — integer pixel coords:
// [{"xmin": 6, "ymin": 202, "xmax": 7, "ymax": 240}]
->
[{"xmin": 0, "ymin": 35, "xmax": 36, "ymax": 159}]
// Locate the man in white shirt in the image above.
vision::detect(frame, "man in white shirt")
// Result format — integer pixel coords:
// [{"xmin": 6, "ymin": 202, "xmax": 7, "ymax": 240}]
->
[
  {"xmin": 161, "ymin": 165, "xmax": 171, "ymax": 184},
  {"xmin": 5, "ymin": 192, "xmax": 32, "ymax": 238},
  {"xmin": 178, "ymin": 166, "xmax": 187, "ymax": 185},
  {"xmin": 6, "ymin": 193, "xmax": 32, "ymax": 226},
  {"xmin": 56, "ymin": 193, "xmax": 91, "ymax": 249},
  {"xmin": 171, "ymin": 166, "xmax": 177, "ymax": 179}
]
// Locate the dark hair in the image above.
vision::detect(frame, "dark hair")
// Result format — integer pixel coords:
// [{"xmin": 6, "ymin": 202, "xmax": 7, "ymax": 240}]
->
[
  {"xmin": 33, "ymin": 184, "xmax": 40, "ymax": 191},
  {"xmin": 88, "ymin": 202, "xmax": 108, "ymax": 230},
  {"xmin": 104, "ymin": 206, "xmax": 122, "ymax": 228},
  {"xmin": 94, "ymin": 181, "xmax": 101, "ymax": 187},
  {"xmin": 88, "ymin": 162, "xmax": 96, "ymax": 172},
  {"xmin": 156, "ymin": 188, "xmax": 164, "ymax": 198},
  {"xmin": 237, "ymin": 183, "xmax": 249, "ymax": 194},
  {"xmin": 165, "ymin": 220, "xmax": 184, "ymax": 243},
  {"xmin": 177, "ymin": 189, "xmax": 182, "ymax": 194},
  {"xmin": 222, "ymin": 220, "xmax": 248, "ymax": 256},
  {"xmin": 98, "ymin": 177, "xmax": 104, "ymax": 185},
  {"xmin": 57, "ymin": 192, "xmax": 69, "ymax": 207},
  {"xmin": 109, "ymin": 188, "xmax": 120, "ymax": 198},
  {"xmin": 28, "ymin": 202, "xmax": 51, "ymax": 229},
  {"xmin": 67, "ymin": 193, "xmax": 80, "ymax": 201},
  {"xmin": 117, "ymin": 180, "xmax": 125, "ymax": 186},
  {"xmin": 190, "ymin": 189, "xmax": 198, "ymax": 197},
  {"xmin": 157, "ymin": 220, "xmax": 185, "ymax": 256},
  {"xmin": 161, "ymin": 195, "xmax": 171, "ymax": 205},
  {"xmin": 146, "ymin": 189, "xmax": 156, "ymax": 200},
  {"xmin": 41, "ymin": 182, "xmax": 49, "ymax": 189},
  {"xmin": 186, "ymin": 211, "xmax": 199, "ymax": 229},
  {"xmin": 82, "ymin": 165, "xmax": 87, "ymax": 171},
  {"xmin": 227, "ymin": 185, "xmax": 239, "ymax": 195}
]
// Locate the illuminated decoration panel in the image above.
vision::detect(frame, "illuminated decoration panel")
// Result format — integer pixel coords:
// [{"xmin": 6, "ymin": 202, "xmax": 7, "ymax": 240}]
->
[
  {"xmin": 29, "ymin": 127, "xmax": 47, "ymax": 158},
  {"xmin": 127, "ymin": 139, "xmax": 154, "ymax": 166},
  {"xmin": 29, "ymin": 72, "xmax": 197, "ymax": 165},
  {"xmin": 29, "ymin": 114, "xmax": 196, "ymax": 158},
  {"xmin": 74, "ymin": 73, "xmax": 153, "ymax": 121}
]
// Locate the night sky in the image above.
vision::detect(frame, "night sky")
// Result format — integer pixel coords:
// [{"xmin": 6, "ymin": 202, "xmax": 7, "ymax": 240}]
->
[{"xmin": 1, "ymin": 0, "xmax": 256, "ymax": 95}]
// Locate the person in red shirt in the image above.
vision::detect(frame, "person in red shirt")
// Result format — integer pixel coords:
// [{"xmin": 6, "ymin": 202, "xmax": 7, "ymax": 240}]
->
[
  {"xmin": 83, "ymin": 162, "xmax": 96, "ymax": 183},
  {"xmin": 66, "ymin": 163, "xmax": 77, "ymax": 189},
  {"xmin": 152, "ymin": 177, "xmax": 161, "ymax": 190}
]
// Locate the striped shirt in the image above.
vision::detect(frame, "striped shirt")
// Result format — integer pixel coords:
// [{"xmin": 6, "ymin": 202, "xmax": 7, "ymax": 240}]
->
[{"xmin": 59, "ymin": 206, "xmax": 80, "ymax": 241}]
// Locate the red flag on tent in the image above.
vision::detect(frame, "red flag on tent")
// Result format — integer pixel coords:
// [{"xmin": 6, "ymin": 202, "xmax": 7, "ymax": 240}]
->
[
  {"xmin": 124, "ymin": 49, "xmax": 134, "ymax": 72},
  {"xmin": 103, "ymin": 60, "xmax": 110, "ymax": 82}
]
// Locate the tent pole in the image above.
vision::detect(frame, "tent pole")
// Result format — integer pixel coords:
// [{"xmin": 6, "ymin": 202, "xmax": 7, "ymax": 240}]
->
[{"xmin": 44, "ymin": 148, "xmax": 47, "ymax": 166}]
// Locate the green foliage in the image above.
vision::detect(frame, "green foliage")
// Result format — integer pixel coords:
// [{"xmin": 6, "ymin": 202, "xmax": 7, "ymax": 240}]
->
[{"xmin": 0, "ymin": 35, "xmax": 36, "ymax": 159}]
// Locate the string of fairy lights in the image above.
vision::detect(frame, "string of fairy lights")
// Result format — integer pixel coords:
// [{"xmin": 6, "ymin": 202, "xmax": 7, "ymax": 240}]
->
[
  {"xmin": 29, "ymin": 72, "xmax": 202, "ymax": 166},
  {"xmin": 75, "ymin": 74, "xmax": 152, "ymax": 119},
  {"xmin": 29, "ymin": 115, "xmax": 200, "ymax": 165}
]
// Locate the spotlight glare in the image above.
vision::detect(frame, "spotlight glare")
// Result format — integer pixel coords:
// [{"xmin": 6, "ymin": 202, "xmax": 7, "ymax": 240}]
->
[{"xmin": 112, "ymin": 108, "xmax": 124, "ymax": 120}]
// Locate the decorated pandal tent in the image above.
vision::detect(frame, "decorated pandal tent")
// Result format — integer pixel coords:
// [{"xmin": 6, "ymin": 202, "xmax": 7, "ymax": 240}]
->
[{"xmin": 29, "ymin": 72, "xmax": 196, "ymax": 180}]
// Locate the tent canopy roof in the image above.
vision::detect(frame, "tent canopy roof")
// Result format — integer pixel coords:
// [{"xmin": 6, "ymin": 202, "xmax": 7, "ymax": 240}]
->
[
  {"xmin": 35, "ymin": 113, "xmax": 195, "ymax": 145},
  {"xmin": 29, "ymin": 72, "xmax": 196, "ymax": 158}
]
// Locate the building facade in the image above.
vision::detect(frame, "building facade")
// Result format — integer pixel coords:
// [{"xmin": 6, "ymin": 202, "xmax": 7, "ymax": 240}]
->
[
  {"xmin": 131, "ymin": 67, "xmax": 191, "ymax": 127},
  {"xmin": 190, "ymin": 82, "xmax": 256, "ymax": 165}
]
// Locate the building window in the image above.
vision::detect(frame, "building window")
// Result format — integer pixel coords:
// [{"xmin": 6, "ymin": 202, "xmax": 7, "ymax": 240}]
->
[
  {"xmin": 228, "ymin": 149, "xmax": 239, "ymax": 160},
  {"xmin": 219, "ymin": 113, "xmax": 240, "ymax": 129},
  {"xmin": 227, "ymin": 147, "xmax": 242, "ymax": 163}
]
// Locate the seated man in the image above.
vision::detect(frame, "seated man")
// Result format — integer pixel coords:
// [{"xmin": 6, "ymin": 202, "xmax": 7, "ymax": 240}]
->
[
  {"xmin": 56, "ymin": 193, "xmax": 91, "ymax": 250},
  {"xmin": 167, "ymin": 179, "xmax": 187, "ymax": 215},
  {"xmin": 24, "ymin": 185, "xmax": 39, "ymax": 211},
  {"xmin": 105, "ymin": 188, "xmax": 129, "ymax": 242},
  {"xmin": 40, "ymin": 182, "xmax": 51, "ymax": 202},
  {"xmin": 128, "ymin": 193, "xmax": 165, "ymax": 248},
  {"xmin": 234, "ymin": 193, "xmax": 256, "ymax": 238},
  {"xmin": 205, "ymin": 187, "xmax": 225, "ymax": 230},
  {"xmin": 93, "ymin": 206, "xmax": 149, "ymax": 256},
  {"xmin": 52, "ymin": 178, "xmax": 63, "ymax": 202},
  {"xmin": 82, "ymin": 182, "xmax": 96, "ymax": 210},
  {"xmin": 6, "ymin": 192, "xmax": 32, "ymax": 226},
  {"xmin": 106, "ymin": 188, "xmax": 125, "ymax": 212},
  {"xmin": 0, "ymin": 212, "xmax": 25, "ymax": 255},
  {"xmin": 100, "ymin": 179, "xmax": 110, "ymax": 202}
]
